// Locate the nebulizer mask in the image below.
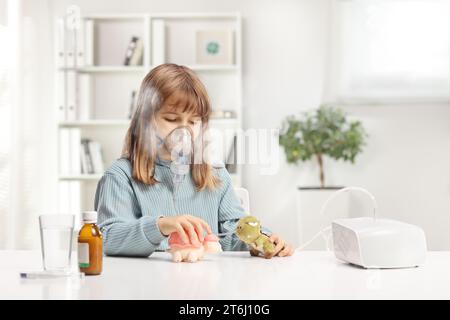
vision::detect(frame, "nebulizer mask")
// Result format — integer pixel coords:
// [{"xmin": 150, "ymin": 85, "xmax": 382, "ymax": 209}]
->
[{"xmin": 157, "ymin": 126, "xmax": 194, "ymax": 192}]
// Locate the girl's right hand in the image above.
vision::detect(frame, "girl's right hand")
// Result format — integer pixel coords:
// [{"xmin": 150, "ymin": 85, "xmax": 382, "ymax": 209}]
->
[{"xmin": 157, "ymin": 215, "xmax": 212, "ymax": 245}]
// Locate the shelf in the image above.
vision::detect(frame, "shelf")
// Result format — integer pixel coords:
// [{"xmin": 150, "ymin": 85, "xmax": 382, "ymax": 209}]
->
[
  {"xmin": 59, "ymin": 174, "xmax": 103, "ymax": 181},
  {"xmin": 82, "ymin": 14, "xmax": 147, "ymax": 20},
  {"xmin": 186, "ymin": 65, "xmax": 239, "ymax": 71},
  {"xmin": 82, "ymin": 12, "xmax": 240, "ymax": 20},
  {"xmin": 59, "ymin": 66, "xmax": 146, "ymax": 73},
  {"xmin": 150, "ymin": 12, "xmax": 240, "ymax": 20},
  {"xmin": 58, "ymin": 65, "xmax": 238, "ymax": 73},
  {"xmin": 58, "ymin": 120, "xmax": 130, "ymax": 127}
]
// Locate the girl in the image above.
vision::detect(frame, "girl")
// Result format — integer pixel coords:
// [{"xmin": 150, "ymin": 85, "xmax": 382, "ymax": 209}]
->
[{"xmin": 94, "ymin": 63, "xmax": 294, "ymax": 258}]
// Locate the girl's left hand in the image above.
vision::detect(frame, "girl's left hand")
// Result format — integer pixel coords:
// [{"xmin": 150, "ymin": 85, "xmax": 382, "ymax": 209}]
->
[{"xmin": 266, "ymin": 234, "xmax": 294, "ymax": 258}]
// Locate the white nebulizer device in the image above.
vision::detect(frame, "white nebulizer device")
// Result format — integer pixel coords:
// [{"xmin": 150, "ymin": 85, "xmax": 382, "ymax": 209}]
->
[{"xmin": 299, "ymin": 186, "xmax": 427, "ymax": 269}]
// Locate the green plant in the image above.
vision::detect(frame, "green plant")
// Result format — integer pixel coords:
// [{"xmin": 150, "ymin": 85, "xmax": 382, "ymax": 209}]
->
[{"xmin": 279, "ymin": 106, "xmax": 367, "ymax": 188}]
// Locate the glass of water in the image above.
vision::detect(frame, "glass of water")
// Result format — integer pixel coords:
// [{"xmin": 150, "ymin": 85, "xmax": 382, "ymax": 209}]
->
[{"xmin": 39, "ymin": 214, "xmax": 75, "ymax": 272}]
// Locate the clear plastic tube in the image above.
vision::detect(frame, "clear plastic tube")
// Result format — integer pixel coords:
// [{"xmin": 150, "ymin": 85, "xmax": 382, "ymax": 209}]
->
[{"xmin": 297, "ymin": 186, "xmax": 378, "ymax": 251}]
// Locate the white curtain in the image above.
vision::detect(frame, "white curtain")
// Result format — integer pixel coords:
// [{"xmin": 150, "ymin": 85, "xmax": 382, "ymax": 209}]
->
[{"xmin": 0, "ymin": 0, "xmax": 55, "ymax": 249}]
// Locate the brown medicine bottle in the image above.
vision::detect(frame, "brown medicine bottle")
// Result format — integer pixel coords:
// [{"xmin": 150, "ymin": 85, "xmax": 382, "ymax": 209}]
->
[{"xmin": 78, "ymin": 211, "xmax": 103, "ymax": 275}]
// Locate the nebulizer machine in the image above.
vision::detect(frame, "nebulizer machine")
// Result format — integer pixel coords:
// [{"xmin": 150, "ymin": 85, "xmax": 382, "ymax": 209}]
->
[{"xmin": 299, "ymin": 186, "xmax": 427, "ymax": 269}]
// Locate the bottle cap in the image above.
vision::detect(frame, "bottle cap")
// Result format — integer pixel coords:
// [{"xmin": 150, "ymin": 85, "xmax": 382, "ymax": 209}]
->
[{"xmin": 82, "ymin": 211, "xmax": 97, "ymax": 223}]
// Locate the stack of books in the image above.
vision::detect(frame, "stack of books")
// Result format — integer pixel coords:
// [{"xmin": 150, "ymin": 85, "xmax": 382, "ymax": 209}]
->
[{"xmin": 80, "ymin": 138, "xmax": 104, "ymax": 174}]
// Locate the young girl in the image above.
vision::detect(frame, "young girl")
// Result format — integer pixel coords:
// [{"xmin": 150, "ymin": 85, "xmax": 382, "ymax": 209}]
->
[{"xmin": 94, "ymin": 63, "xmax": 293, "ymax": 258}]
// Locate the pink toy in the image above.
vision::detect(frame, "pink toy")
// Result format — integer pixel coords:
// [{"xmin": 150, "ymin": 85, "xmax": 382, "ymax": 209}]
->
[{"xmin": 168, "ymin": 231, "xmax": 222, "ymax": 263}]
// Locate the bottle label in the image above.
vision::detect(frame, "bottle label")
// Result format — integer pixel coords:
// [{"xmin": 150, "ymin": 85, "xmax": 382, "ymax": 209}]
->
[{"xmin": 78, "ymin": 242, "xmax": 90, "ymax": 268}]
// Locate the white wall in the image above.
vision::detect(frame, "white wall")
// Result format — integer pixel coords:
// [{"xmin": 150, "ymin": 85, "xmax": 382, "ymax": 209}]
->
[{"xmin": 45, "ymin": 0, "xmax": 450, "ymax": 250}]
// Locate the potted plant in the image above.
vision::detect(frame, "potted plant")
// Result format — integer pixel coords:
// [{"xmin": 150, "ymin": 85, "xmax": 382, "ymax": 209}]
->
[{"xmin": 279, "ymin": 105, "xmax": 367, "ymax": 249}]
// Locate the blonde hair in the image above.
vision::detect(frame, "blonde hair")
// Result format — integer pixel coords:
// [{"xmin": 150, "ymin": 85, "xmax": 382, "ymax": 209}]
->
[{"xmin": 122, "ymin": 63, "xmax": 220, "ymax": 190}]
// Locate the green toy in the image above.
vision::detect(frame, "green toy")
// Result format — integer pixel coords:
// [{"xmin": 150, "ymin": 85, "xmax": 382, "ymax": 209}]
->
[{"xmin": 235, "ymin": 216, "xmax": 275, "ymax": 258}]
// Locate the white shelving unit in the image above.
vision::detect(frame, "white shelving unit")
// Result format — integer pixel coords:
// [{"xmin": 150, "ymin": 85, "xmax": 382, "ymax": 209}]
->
[{"xmin": 55, "ymin": 12, "xmax": 243, "ymax": 217}]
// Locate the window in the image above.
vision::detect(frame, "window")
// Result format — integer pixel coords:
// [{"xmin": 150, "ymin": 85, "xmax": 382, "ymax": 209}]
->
[{"xmin": 330, "ymin": 0, "xmax": 450, "ymax": 103}]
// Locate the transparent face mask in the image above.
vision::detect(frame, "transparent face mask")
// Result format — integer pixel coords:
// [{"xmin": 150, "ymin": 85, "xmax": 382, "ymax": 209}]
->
[{"xmin": 157, "ymin": 126, "xmax": 194, "ymax": 191}]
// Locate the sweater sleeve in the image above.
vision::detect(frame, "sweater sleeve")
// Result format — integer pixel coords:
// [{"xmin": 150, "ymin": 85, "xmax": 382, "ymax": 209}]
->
[
  {"xmin": 217, "ymin": 168, "xmax": 268, "ymax": 251},
  {"xmin": 94, "ymin": 173, "xmax": 166, "ymax": 257}
]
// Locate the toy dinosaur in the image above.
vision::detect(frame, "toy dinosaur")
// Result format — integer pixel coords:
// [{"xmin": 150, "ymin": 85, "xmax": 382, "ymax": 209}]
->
[
  {"xmin": 168, "ymin": 231, "xmax": 222, "ymax": 263},
  {"xmin": 235, "ymin": 216, "xmax": 275, "ymax": 258}
]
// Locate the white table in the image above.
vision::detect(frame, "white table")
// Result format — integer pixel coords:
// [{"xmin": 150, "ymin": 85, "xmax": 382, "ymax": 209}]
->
[{"xmin": 1, "ymin": 250, "xmax": 450, "ymax": 299}]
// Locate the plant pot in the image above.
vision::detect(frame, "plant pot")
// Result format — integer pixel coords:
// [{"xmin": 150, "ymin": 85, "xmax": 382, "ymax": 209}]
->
[{"xmin": 296, "ymin": 186, "xmax": 349, "ymax": 250}]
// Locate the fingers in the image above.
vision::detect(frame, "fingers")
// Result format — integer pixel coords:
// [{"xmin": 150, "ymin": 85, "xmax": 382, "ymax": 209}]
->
[
  {"xmin": 188, "ymin": 215, "xmax": 212, "ymax": 236},
  {"xmin": 180, "ymin": 219, "xmax": 200, "ymax": 245},
  {"xmin": 170, "ymin": 215, "xmax": 213, "ymax": 245},
  {"xmin": 200, "ymin": 219, "xmax": 212, "ymax": 234},
  {"xmin": 268, "ymin": 234, "xmax": 294, "ymax": 258},
  {"xmin": 278, "ymin": 244, "xmax": 294, "ymax": 257},
  {"xmin": 184, "ymin": 216, "xmax": 204, "ymax": 242},
  {"xmin": 175, "ymin": 224, "xmax": 189, "ymax": 244},
  {"xmin": 184, "ymin": 217, "xmax": 206, "ymax": 242},
  {"xmin": 271, "ymin": 235, "xmax": 285, "ymax": 255}
]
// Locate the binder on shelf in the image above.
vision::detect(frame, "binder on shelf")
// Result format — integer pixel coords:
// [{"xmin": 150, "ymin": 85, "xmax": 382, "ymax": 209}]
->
[
  {"xmin": 59, "ymin": 128, "xmax": 82, "ymax": 176},
  {"xmin": 56, "ymin": 71, "xmax": 66, "ymax": 122},
  {"xmin": 64, "ymin": 17, "xmax": 76, "ymax": 68},
  {"xmin": 59, "ymin": 128, "xmax": 71, "ymax": 175},
  {"xmin": 152, "ymin": 19, "xmax": 166, "ymax": 66},
  {"xmin": 69, "ymin": 128, "xmax": 81, "ymax": 175},
  {"xmin": 77, "ymin": 73, "xmax": 91, "ymax": 121},
  {"xmin": 84, "ymin": 19, "xmax": 94, "ymax": 66},
  {"xmin": 75, "ymin": 19, "xmax": 85, "ymax": 67},
  {"xmin": 56, "ymin": 19, "xmax": 66, "ymax": 68},
  {"xmin": 66, "ymin": 71, "xmax": 77, "ymax": 121}
]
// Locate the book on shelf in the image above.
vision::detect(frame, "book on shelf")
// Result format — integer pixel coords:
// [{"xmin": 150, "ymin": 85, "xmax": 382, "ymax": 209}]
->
[
  {"xmin": 124, "ymin": 36, "xmax": 143, "ymax": 66},
  {"xmin": 80, "ymin": 139, "xmax": 93, "ymax": 174},
  {"xmin": 80, "ymin": 139, "xmax": 104, "ymax": 174},
  {"xmin": 127, "ymin": 90, "xmax": 137, "ymax": 119},
  {"xmin": 225, "ymin": 134, "xmax": 237, "ymax": 174}
]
